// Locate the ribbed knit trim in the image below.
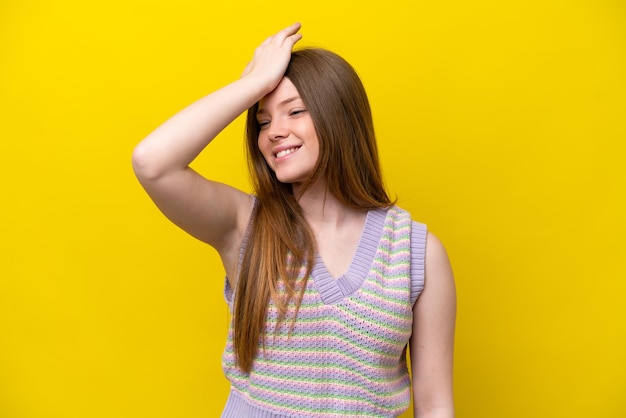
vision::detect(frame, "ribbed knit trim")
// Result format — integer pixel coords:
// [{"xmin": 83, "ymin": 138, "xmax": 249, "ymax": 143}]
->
[
  {"xmin": 311, "ymin": 208, "xmax": 386, "ymax": 305},
  {"xmin": 221, "ymin": 386, "xmax": 409, "ymax": 417},
  {"xmin": 222, "ymin": 388, "xmax": 293, "ymax": 417},
  {"xmin": 410, "ymin": 221, "xmax": 427, "ymax": 306},
  {"xmin": 225, "ymin": 209, "xmax": 428, "ymax": 307}
]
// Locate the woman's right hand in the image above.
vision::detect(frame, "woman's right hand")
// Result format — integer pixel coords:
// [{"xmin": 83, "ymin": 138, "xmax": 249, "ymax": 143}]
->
[{"xmin": 241, "ymin": 23, "xmax": 303, "ymax": 95}]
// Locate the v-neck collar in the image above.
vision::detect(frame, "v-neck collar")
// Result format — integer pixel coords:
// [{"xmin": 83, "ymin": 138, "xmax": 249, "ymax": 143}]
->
[{"xmin": 310, "ymin": 207, "xmax": 387, "ymax": 304}]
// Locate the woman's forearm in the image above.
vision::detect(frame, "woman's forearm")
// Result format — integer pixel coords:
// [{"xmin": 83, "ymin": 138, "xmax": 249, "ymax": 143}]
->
[
  {"xmin": 131, "ymin": 75, "xmax": 267, "ymax": 181},
  {"xmin": 132, "ymin": 23, "xmax": 302, "ymax": 183}
]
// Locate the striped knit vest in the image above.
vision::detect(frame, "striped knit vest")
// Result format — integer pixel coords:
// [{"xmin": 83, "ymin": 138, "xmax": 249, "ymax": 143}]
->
[{"xmin": 222, "ymin": 205, "xmax": 427, "ymax": 417}]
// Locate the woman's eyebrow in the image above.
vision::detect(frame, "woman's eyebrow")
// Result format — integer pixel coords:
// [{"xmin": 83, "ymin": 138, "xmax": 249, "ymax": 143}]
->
[{"xmin": 257, "ymin": 96, "xmax": 301, "ymax": 115}]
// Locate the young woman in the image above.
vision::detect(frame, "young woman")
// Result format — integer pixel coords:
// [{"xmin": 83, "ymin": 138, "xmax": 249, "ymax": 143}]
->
[{"xmin": 132, "ymin": 23, "xmax": 456, "ymax": 418}]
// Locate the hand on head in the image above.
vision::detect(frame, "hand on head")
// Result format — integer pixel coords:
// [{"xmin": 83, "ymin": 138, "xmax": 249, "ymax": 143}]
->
[{"xmin": 241, "ymin": 23, "xmax": 303, "ymax": 95}]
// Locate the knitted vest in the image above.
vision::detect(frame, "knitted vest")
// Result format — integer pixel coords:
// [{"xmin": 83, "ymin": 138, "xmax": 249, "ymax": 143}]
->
[{"xmin": 222, "ymin": 205, "xmax": 427, "ymax": 417}]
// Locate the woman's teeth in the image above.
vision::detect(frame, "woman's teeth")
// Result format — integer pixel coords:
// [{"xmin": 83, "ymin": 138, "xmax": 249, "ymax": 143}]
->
[{"xmin": 276, "ymin": 147, "xmax": 299, "ymax": 158}]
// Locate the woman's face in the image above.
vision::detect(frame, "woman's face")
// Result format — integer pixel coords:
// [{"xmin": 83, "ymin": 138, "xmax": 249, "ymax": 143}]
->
[{"xmin": 256, "ymin": 77, "xmax": 320, "ymax": 185}]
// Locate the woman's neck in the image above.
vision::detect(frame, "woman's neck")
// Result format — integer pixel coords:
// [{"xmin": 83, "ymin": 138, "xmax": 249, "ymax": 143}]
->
[
  {"xmin": 294, "ymin": 179, "xmax": 363, "ymax": 228},
  {"xmin": 294, "ymin": 179, "xmax": 368, "ymax": 279}
]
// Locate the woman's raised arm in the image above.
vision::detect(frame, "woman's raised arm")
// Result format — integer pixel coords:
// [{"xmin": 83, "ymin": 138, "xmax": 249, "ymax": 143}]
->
[{"xmin": 131, "ymin": 23, "xmax": 302, "ymax": 256}]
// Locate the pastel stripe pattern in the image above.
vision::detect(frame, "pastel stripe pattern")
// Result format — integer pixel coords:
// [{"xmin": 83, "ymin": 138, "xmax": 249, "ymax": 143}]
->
[{"xmin": 222, "ymin": 206, "xmax": 427, "ymax": 417}]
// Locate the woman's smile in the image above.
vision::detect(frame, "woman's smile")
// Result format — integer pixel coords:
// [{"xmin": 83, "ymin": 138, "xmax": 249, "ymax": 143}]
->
[{"xmin": 257, "ymin": 77, "xmax": 319, "ymax": 184}]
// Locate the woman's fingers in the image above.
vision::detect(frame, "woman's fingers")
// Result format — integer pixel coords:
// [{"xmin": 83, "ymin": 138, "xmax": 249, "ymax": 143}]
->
[
  {"xmin": 286, "ymin": 32, "xmax": 303, "ymax": 47},
  {"xmin": 278, "ymin": 22, "xmax": 302, "ymax": 44},
  {"xmin": 262, "ymin": 22, "xmax": 301, "ymax": 46},
  {"xmin": 241, "ymin": 23, "xmax": 302, "ymax": 88}
]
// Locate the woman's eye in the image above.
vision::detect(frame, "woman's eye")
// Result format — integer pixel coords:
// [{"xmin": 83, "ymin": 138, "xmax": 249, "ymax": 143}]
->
[
  {"xmin": 258, "ymin": 121, "xmax": 270, "ymax": 129},
  {"xmin": 290, "ymin": 109, "xmax": 306, "ymax": 116}
]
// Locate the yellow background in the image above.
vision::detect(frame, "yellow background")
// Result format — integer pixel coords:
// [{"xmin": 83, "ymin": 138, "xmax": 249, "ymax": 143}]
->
[{"xmin": 1, "ymin": 1, "xmax": 624, "ymax": 417}]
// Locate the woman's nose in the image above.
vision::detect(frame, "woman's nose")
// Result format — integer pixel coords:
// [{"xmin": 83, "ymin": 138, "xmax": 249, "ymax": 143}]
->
[{"xmin": 267, "ymin": 119, "xmax": 288, "ymax": 141}]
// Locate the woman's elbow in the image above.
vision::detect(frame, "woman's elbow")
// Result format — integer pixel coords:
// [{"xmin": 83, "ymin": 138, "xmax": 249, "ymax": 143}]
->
[{"xmin": 131, "ymin": 142, "xmax": 162, "ymax": 182}]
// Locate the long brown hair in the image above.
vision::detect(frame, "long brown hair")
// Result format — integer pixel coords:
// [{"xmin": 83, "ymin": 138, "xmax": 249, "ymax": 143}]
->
[{"xmin": 234, "ymin": 48, "xmax": 395, "ymax": 373}]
